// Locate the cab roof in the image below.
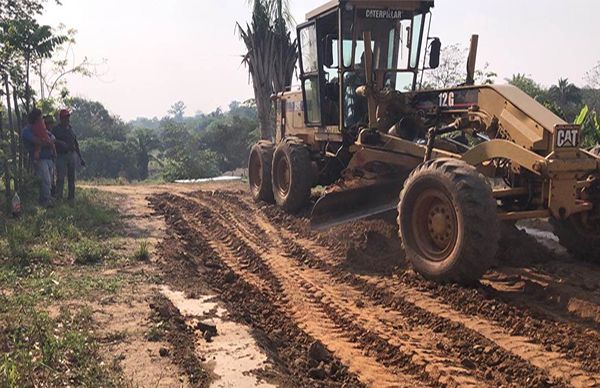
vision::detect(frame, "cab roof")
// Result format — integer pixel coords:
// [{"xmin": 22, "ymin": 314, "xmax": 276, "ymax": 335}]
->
[{"xmin": 307, "ymin": 0, "xmax": 434, "ymax": 20}]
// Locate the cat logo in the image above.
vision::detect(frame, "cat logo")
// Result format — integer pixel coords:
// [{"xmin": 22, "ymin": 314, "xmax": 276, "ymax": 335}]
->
[{"xmin": 554, "ymin": 124, "xmax": 580, "ymax": 149}]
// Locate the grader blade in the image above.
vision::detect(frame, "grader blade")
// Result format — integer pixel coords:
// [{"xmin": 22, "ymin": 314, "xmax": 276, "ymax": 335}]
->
[{"xmin": 310, "ymin": 180, "xmax": 403, "ymax": 231}]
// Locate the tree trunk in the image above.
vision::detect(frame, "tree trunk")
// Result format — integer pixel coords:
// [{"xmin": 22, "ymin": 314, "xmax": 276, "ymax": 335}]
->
[
  {"xmin": 255, "ymin": 87, "xmax": 273, "ymax": 141},
  {"xmin": 0, "ymin": 110, "xmax": 10, "ymax": 212},
  {"xmin": 25, "ymin": 53, "xmax": 31, "ymax": 112},
  {"xmin": 3, "ymin": 75, "xmax": 14, "ymax": 204},
  {"xmin": 12, "ymin": 89, "xmax": 23, "ymax": 192}
]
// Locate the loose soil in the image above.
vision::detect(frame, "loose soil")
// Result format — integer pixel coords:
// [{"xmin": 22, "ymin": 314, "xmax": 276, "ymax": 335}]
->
[{"xmin": 96, "ymin": 182, "xmax": 600, "ymax": 387}]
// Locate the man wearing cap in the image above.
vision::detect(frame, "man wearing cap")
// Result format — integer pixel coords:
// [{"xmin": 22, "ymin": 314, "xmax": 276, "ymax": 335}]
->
[{"xmin": 53, "ymin": 109, "xmax": 86, "ymax": 202}]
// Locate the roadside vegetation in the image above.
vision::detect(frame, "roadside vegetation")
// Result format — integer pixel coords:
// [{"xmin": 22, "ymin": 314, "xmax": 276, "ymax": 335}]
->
[{"xmin": 0, "ymin": 189, "xmax": 128, "ymax": 387}]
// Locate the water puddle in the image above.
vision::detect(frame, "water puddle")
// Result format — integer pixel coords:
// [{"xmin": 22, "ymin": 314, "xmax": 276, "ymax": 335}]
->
[
  {"xmin": 175, "ymin": 176, "xmax": 242, "ymax": 184},
  {"xmin": 159, "ymin": 286, "xmax": 276, "ymax": 388}
]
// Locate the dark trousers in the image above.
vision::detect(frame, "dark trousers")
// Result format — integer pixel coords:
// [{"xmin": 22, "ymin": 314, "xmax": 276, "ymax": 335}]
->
[{"xmin": 56, "ymin": 152, "xmax": 76, "ymax": 200}]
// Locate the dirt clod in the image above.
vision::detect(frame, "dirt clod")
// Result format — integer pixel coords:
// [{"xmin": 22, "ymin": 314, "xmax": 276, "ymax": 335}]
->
[
  {"xmin": 159, "ymin": 347, "xmax": 170, "ymax": 357},
  {"xmin": 308, "ymin": 341, "xmax": 331, "ymax": 362},
  {"xmin": 308, "ymin": 367, "xmax": 327, "ymax": 380}
]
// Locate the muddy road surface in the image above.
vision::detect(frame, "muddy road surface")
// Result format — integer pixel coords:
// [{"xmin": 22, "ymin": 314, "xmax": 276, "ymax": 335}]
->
[{"xmin": 149, "ymin": 186, "xmax": 600, "ymax": 387}]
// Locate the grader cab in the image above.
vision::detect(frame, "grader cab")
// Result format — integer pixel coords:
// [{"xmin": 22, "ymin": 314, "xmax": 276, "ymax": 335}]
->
[{"xmin": 248, "ymin": 0, "xmax": 600, "ymax": 284}]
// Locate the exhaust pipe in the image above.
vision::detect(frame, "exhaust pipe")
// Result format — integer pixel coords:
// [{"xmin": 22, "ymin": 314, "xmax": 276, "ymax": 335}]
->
[{"xmin": 466, "ymin": 34, "xmax": 479, "ymax": 85}]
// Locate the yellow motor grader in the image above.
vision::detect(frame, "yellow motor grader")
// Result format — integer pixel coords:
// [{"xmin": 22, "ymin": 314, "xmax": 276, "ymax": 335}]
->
[{"xmin": 248, "ymin": 0, "xmax": 600, "ymax": 283}]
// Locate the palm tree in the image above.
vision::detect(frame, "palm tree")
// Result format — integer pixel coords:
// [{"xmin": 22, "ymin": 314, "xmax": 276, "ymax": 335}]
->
[
  {"xmin": 548, "ymin": 78, "xmax": 582, "ymax": 121},
  {"xmin": 237, "ymin": 0, "xmax": 297, "ymax": 140}
]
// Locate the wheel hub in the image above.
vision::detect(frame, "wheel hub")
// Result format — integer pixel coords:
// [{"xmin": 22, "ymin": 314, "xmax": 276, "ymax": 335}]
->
[
  {"xmin": 428, "ymin": 204, "xmax": 453, "ymax": 248},
  {"xmin": 411, "ymin": 189, "xmax": 458, "ymax": 262}
]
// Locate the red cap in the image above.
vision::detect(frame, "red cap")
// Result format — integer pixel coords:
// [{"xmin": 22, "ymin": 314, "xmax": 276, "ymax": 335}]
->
[{"xmin": 59, "ymin": 109, "xmax": 71, "ymax": 119}]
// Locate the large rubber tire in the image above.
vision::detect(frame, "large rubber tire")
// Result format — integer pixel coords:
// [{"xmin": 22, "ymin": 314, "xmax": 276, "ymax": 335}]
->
[
  {"xmin": 248, "ymin": 141, "xmax": 275, "ymax": 203},
  {"xmin": 272, "ymin": 138, "xmax": 312, "ymax": 213},
  {"xmin": 398, "ymin": 158, "xmax": 500, "ymax": 284}
]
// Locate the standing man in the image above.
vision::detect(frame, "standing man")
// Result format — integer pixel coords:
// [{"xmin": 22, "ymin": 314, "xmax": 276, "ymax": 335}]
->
[
  {"xmin": 21, "ymin": 109, "xmax": 56, "ymax": 208},
  {"xmin": 53, "ymin": 109, "xmax": 85, "ymax": 202}
]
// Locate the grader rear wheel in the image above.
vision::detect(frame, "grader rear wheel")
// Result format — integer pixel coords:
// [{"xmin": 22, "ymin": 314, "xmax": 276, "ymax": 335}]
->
[
  {"xmin": 248, "ymin": 141, "xmax": 274, "ymax": 203},
  {"xmin": 398, "ymin": 158, "xmax": 500, "ymax": 284},
  {"xmin": 272, "ymin": 138, "xmax": 312, "ymax": 213}
]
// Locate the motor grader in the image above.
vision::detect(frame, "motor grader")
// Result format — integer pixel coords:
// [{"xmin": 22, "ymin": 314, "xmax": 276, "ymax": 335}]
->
[{"xmin": 248, "ymin": 0, "xmax": 600, "ymax": 284}]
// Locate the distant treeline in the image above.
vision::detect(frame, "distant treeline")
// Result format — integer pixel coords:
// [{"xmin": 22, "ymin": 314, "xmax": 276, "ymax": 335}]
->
[{"xmin": 70, "ymin": 98, "xmax": 258, "ymax": 181}]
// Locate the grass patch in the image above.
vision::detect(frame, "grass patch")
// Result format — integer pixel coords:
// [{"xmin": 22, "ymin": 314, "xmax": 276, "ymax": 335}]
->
[
  {"xmin": 0, "ymin": 303, "xmax": 122, "ymax": 387},
  {"xmin": 74, "ymin": 239, "xmax": 112, "ymax": 265},
  {"xmin": 145, "ymin": 323, "xmax": 165, "ymax": 342},
  {"xmin": 133, "ymin": 240, "xmax": 150, "ymax": 262},
  {"xmin": 0, "ymin": 188, "xmax": 126, "ymax": 386},
  {"xmin": 0, "ymin": 189, "xmax": 120, "ymax": 265}
]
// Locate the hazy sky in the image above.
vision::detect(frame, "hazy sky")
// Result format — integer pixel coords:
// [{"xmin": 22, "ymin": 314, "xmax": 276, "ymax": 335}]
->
[{"xmin": 40, "ymin": 0, "xmax": 600, "ymax": 120}]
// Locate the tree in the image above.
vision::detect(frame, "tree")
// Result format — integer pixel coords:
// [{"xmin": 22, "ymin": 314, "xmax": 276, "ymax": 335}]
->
[
  {"xmin": 36, "ymin": 24, "xmax": 104, "ymax": 105},
  {"xmin": 237, "ymin": 0, "xmax": 297, "ymax": 140},
  {"xmin": 549, "ymin": 78, "xmax": 581, "ymax": 108},
  {"xmin": 158, "ymin": 117, "xmax": 223, "ymax": 181},
  {"xmin": 585, "ymin": 62, "xmax": 600, "ymax": 89},
  {"xmin": 3, "ymin": 18, "xmax": 67, "ymax": 110},
  {"xmin": 507, "ymin": 73, "xmax": 546, "ymax": 99},
  {"xmin": 421, "ymin": 44, "xmax": 496, "ymax": 89},
  {"xmin": 0, "ymin": 2, "xmax": 65, "ymax": 198},
  {"xmin": 128, "ymin": 128, "xmax": 159, "ymax": 180},
  {"xmin": 548, "ymin": 78, "xmax": 582, "ymax": 122},
  {"xmin": 67, "ymin": 97, "xmax": 127, "ymax": 141},
  {"xmin": 162, "ymin": 150, "xmax": 221, "ymax": 182},
  {"xmin": 168, "ymin": 100, "xmax": 186, "ymax": 122},
  {"xmin": 0, "ymin": 0, "xmax": 58, "ymax": 20},
  {"xmin": 199, "ymin": 114, "xmax": 258, "ymax": 171},
  {"xmin": 78, "ymin": 138, "xmax": 136, "ymax": 179}
]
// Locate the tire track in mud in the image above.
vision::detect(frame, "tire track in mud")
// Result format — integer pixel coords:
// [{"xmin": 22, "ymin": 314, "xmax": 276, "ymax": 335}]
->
[
  {"xmin": 248, "ymin": 194, "xmax": 600, "ymax": 386},
  {"xmin": 225, "ymin": 191, "xmax": 600, "ymax": 386},
  {"xmin": 177, "ymin": 193, "xmax": 435, "ymax": 387},
  {"xmin": 270, "ymin": 226, "xmax": 600, "ymax": 387},
  {"xmin": 152, "ymin": 196, "xmax": 365, "ymax": 387},
  {"xmin": 157, "ymin": 189, "xmax": 600, "ymax": 387},
  {"xmin": 180, "ymin": 192, "xmax": 549, "ymax": 387}
]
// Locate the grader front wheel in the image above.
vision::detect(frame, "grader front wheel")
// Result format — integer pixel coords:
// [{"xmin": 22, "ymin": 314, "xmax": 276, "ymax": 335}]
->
[{"xmin": 398, "ymin": 158, "xmax": 500, "ymax": 284}]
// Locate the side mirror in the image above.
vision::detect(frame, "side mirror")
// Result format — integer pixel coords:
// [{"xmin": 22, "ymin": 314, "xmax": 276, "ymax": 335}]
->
[
  {"xmin": 324, "ymin": 35, "xmax": 336, "ymax": 68},
  {"xmin": 429, "ymin": 38, "xmax": 441, "ymax": 69}
]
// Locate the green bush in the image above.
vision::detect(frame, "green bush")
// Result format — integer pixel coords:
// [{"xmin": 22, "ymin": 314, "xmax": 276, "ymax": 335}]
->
[
  {"xmin": 79, "ymin": 138, "xmax": 138, "ymax": 180},
  {"xmin": 162, "ymin": 150, "xmax": 221, "ymax": 181},
  {"xmin": 74, "ymin": 239, "xmax": 111, "ymax": 265}
]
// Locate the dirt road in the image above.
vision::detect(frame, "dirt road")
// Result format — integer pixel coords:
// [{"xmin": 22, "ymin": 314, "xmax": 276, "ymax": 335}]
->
[{"xmin": 108, "ymin": 182, "xmax": 600, "ymax": 387}]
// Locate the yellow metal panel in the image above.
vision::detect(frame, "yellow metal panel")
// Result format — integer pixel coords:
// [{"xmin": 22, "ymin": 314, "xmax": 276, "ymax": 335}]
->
[
  {"xmin": 490, "ymin": 85, "xmax": 567, "ymax": 133},
  {"xmin": 461, "ymin": 139, "xmax": 545, "ymax": 175},
  {"xmin": 477, "ymin": 85, "xmax": 557, "ymax": 151}
]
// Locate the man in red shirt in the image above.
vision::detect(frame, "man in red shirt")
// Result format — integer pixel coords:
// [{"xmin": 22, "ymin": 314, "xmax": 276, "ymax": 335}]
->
[{"xmin": 53, "ymin": 109, "xmax": 85, "ymax": 202}]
